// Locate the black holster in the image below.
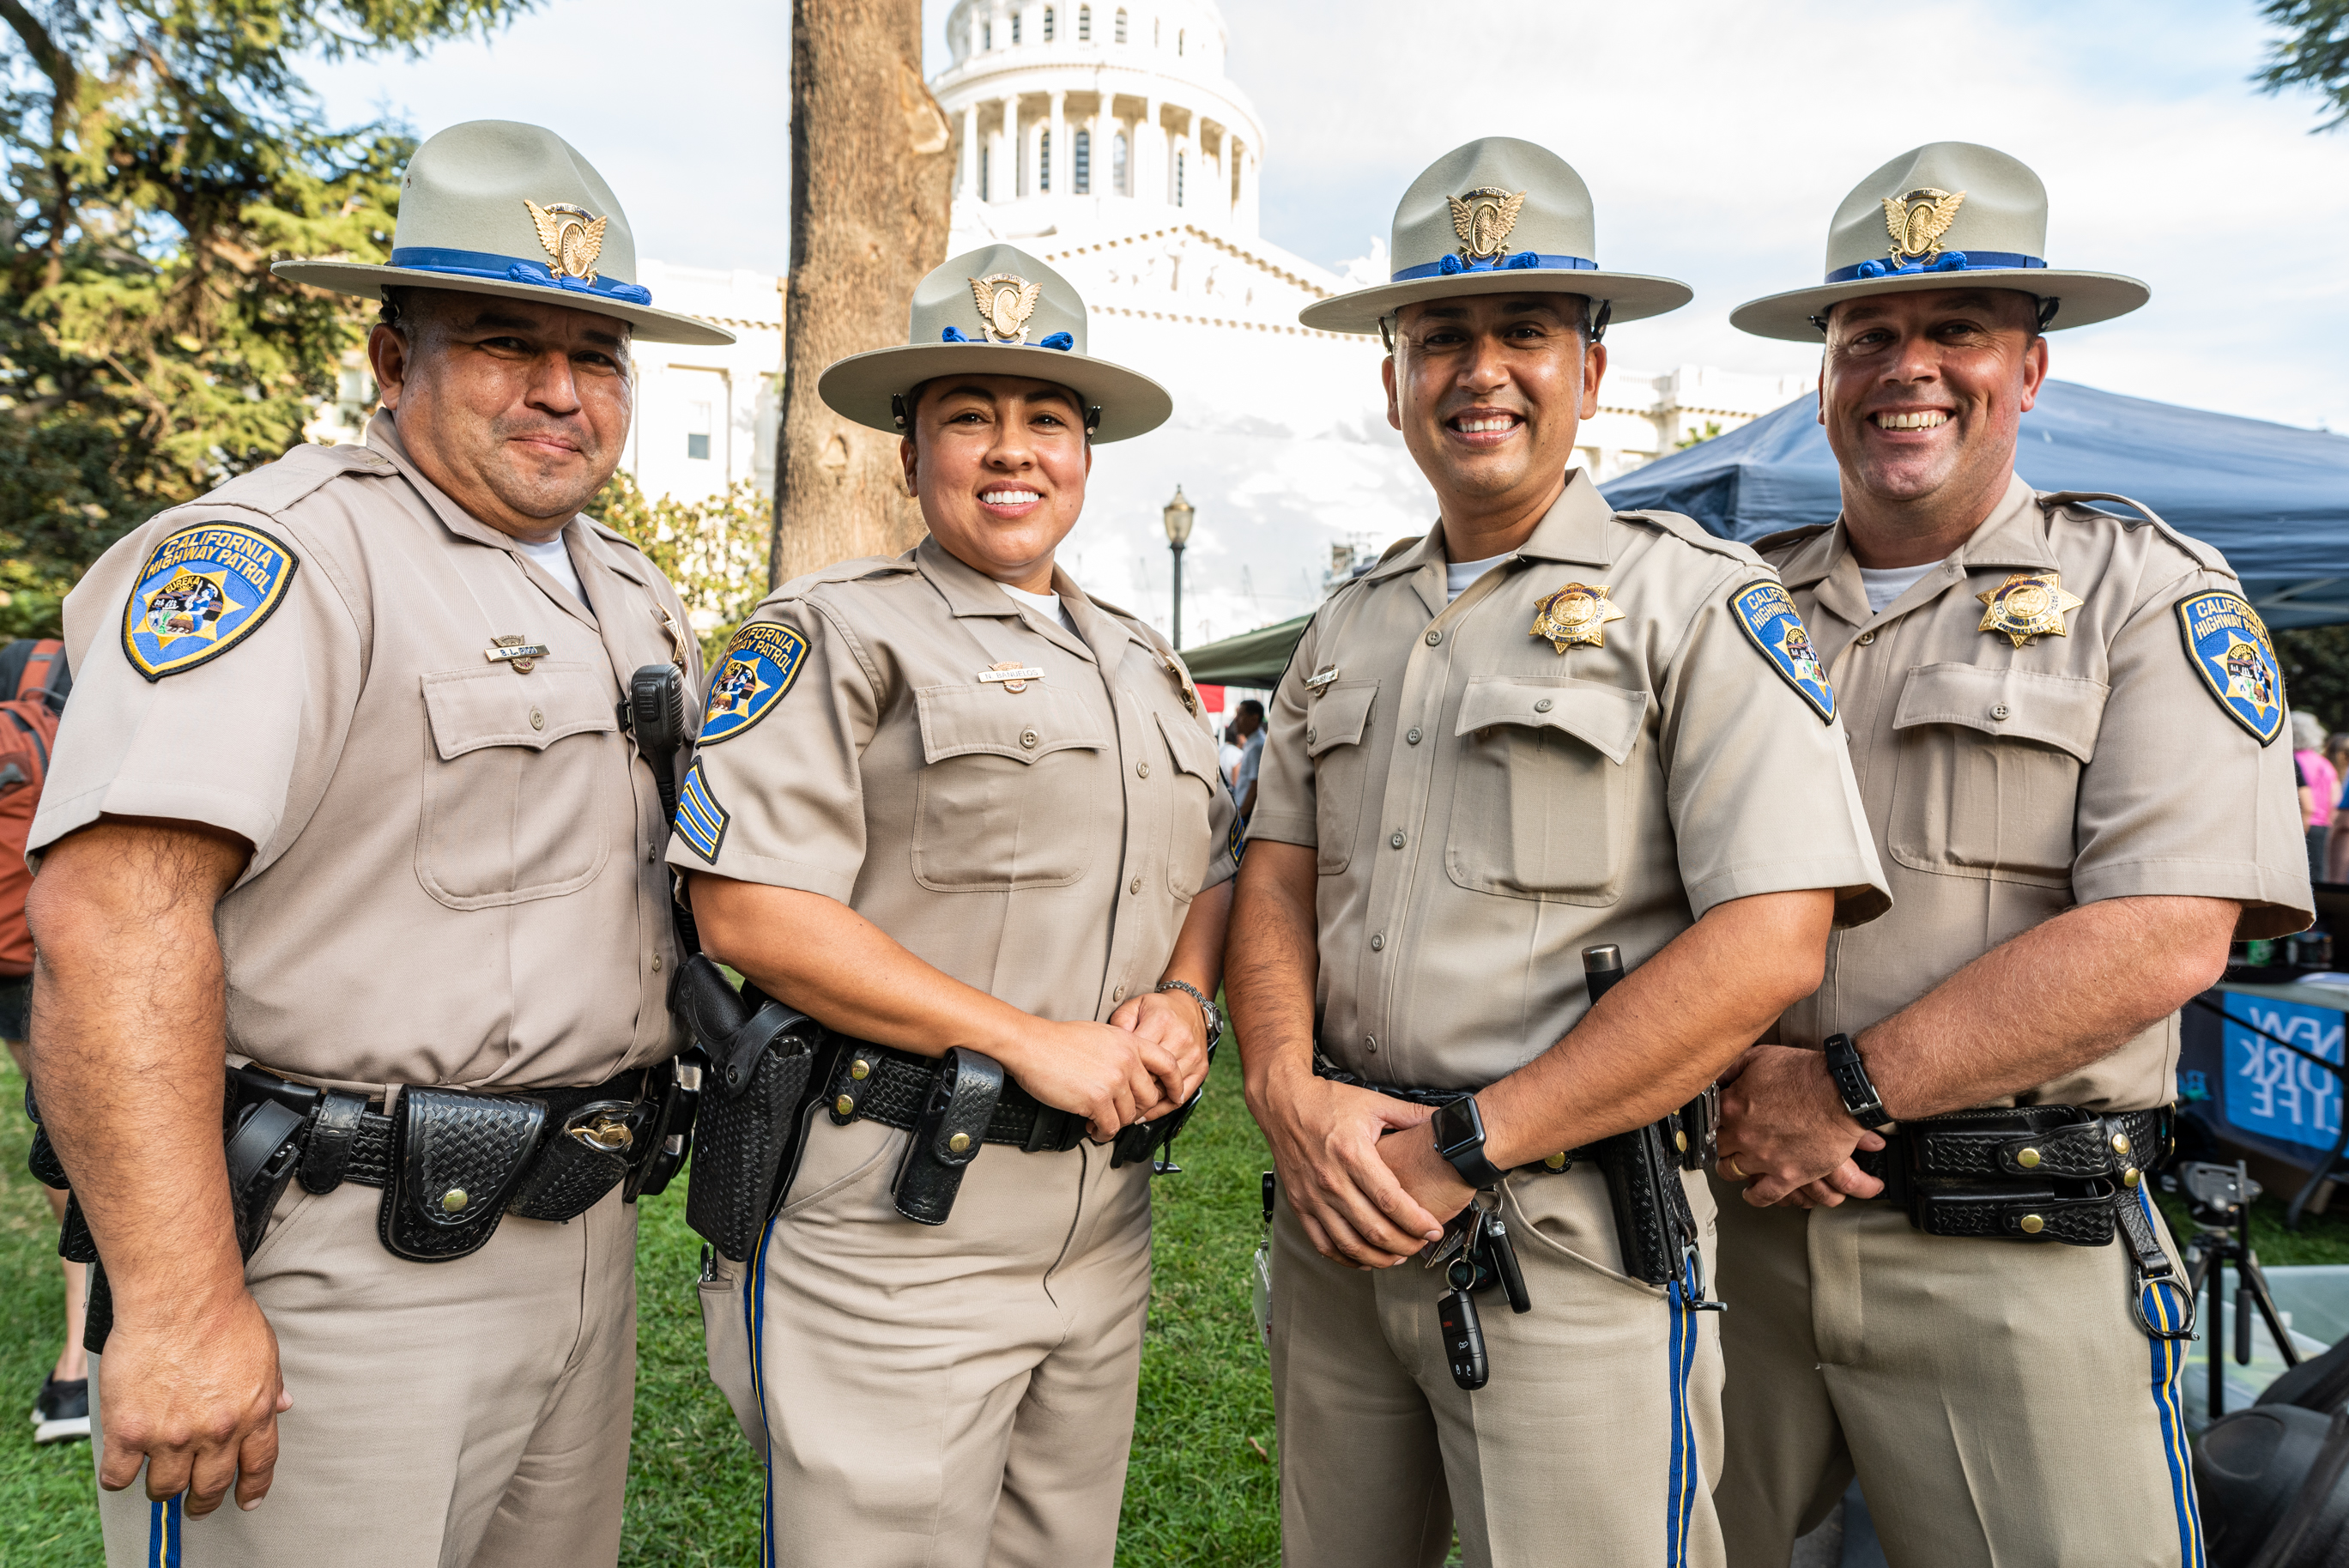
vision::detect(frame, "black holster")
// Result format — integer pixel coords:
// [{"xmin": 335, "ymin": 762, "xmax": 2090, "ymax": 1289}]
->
[
  {"xmin": 891, "ymin": 1048, "xmax": 1006, "ymax": 1225},
  {"xmin": 1593, "ymin": 1119, "xmax": 1703, "ymax": 1289},
  {"xmin": 677, "ymin": 954, "xmax": 824, "ymax": 1261}
]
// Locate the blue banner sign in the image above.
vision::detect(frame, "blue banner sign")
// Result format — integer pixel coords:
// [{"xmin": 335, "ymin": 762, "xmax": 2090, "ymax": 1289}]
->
[{"xmin": 2223, "ymin": 993, "xmax": 2346, "ymax": 1153}]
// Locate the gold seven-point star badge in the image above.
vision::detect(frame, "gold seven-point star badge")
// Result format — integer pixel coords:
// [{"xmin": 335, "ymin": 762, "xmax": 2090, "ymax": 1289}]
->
[
  {"xmin": 1530, "ymin": 583, "xmax": 1626, "ymax": 651},
  {"xmin": 1977, "ymin": 571, "xmax": 2085, "ymax": 647}
]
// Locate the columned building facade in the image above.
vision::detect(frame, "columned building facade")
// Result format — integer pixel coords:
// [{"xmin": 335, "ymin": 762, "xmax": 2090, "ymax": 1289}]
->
[{"xmin": 933, "ymin": 0, "xmax": 1263, "ymax": 242}]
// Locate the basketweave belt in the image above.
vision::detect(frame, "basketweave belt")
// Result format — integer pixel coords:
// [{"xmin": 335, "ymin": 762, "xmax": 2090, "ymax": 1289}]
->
[
  {"xmin": 1852, "ymin": 1104, "xmax": 2169, "ymax": 1246},
  {"xmin": 229, "ymin": 1063, "xmax": 651, "ymax": 1198},
  {"xmin": 821, "ymin": 1040, "xmax": 1090, "ymax": 1153}
]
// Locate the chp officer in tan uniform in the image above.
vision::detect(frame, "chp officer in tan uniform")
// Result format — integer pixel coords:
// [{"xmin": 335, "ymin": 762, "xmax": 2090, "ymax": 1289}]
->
[
  {"xmin": 1225, "ymin": 138, "xmax": 1891, "ymax": 1568},
  {"xmin": 673, "ymin": 245, "xmax": 1235, "ymax": 1568},
  {"xmin": 22, "ymin": 122, "xmax": 720, "ymax": 1566},
  {"xmin": 1710, "ymin": 142, "xmax": 2313, "ymax": 1568}
]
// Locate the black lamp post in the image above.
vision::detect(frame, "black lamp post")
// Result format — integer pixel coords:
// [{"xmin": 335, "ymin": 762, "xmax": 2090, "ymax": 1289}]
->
[{"xmin": 1162, "ymin": 485, "xmax": 1196, "ymax": 649}]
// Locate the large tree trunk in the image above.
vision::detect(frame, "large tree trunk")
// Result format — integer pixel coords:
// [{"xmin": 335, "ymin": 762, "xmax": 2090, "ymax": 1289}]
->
[{"xmin": 770, "ymin": 0, "xmax": 953, "ymax": 587}]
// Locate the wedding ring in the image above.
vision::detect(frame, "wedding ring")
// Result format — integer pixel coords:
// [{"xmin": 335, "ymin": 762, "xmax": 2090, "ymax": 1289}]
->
[{"xmin": 1726, "ymin": 1157, "xmax": 1750, "ymax": 1180}]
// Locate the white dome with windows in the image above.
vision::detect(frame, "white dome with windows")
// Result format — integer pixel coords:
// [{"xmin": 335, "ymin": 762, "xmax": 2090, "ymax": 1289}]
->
[{"xmin": 935, "ymin": 0, "xmax": 1263, "ymax": 238}]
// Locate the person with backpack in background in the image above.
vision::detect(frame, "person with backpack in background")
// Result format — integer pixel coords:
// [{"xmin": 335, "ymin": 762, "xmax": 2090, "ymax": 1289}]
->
[{"xmin": 0, "ymin": 636, "xmax": 83, "ymax": 1442}]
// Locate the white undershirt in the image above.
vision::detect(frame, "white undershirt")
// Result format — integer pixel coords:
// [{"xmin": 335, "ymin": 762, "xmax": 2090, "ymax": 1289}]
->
[
  {"xmin": 1857, "ymin": 560, "xmax": 1940, "ymax": 615},
  {"xmin": 1000, "ymin": 582, "xmax": 1078, "ymax": 633},
  {"xmin": 517, "ymin": 534, "xmax": 585, "ymax": 606},
  {"xmin": 1445, "ymin": 552, "xmax": 1511, "ymax": 603}
]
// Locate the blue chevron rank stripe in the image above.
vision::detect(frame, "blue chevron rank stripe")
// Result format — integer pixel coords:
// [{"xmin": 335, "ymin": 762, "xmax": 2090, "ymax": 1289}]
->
[
  {"xmin": 2176, "ymin": 590, "xmax": 2284, "ymax": 745},
  {"xmin": 1728, "ymin": 580, "xmax": 1836, "ymax": 723},
  {"xmin": 699, "ymin": 622, "xmax": 808, "ymax": 745},
  {"xmin": 120, "ymin": 522, "xmax": 299, "ymax": 681},
  {"xmin": 675, "ymin": 758, "xmax": 730, "ymax": 863}
]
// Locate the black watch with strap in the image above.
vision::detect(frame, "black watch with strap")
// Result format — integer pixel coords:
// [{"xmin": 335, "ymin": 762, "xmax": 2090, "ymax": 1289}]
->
[
  {"xmin": 1431, "ymin": 1094, "xmax": 1509, "ymax": 1190},
  {"xmin": 1823, "ymin": 1033, "xmax": 1894, "ymax": 1132}
]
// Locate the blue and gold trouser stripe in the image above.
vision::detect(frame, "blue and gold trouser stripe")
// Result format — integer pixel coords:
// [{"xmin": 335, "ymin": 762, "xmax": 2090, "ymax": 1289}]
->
[
  {"xmin": 748, "ymin": 1213, "xmax": 781, "ymax": 1568},
  {"xmin": 148, "ymin": 1494, "xmax": 183, "ymax": 1567},
  {"xmin": 1665, "ymin": 1271, "xmax": 1700, "ymax": 1567},
  {"xmin": 2140, "ymin": 1189, "xmax": 2207, "ymax": 1568},
  {"xmin": 675, "ymin": 759, "xmax": 730, "ymax": 864}
]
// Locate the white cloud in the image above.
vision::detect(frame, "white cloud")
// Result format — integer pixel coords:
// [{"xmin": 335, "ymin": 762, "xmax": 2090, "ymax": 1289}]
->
[{"xmin": 308, "ymin": 0, "xmax": 2346, "ymax": 430}]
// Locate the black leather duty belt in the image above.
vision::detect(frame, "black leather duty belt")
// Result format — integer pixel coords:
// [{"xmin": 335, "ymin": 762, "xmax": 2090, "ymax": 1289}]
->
[
  {"xmin": 228, "ymin": 1063, "xmax": 649, "ymax": 1202},
  {"xmin": 1311, "ymin": 1052, "xmax": 1586, "ymax": 1174},
  {"xmin": 1854, "ymin": 1105, "xmax": 2169, "ymax": 1246},
  {"xmin": 822, "ymin": 1041, "xmax": 1089, "ymax": 1153}
]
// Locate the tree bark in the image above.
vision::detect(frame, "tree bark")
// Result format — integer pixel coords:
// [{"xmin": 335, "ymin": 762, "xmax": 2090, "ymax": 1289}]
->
[{"xmin": 771, "ymin": 0, "xmax": 954, "ymax": 587}]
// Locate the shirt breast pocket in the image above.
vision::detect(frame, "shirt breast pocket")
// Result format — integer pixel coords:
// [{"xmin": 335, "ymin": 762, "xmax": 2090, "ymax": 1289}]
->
[
  {"xmin": 912, "ymin": 684, "xmax": 1108, "ymax": 892},
  {"xmin": 1156, "ymin": 707, "xmax": 1223, "ymax": 901},
  {"xmin": 1305, "ymin": 681, "xmax": 1378, "ymax": 875},
  {"xmin": 1444, "ymin": 675, "xmax": 1645, "ymax": 905},
  {"xmin": 1886, "ymin": 663, "xmax": 2107, "ymax": 887},
  {"xmin": 417, "ymin": 663, "xmax": 618, "ymax": 910}
]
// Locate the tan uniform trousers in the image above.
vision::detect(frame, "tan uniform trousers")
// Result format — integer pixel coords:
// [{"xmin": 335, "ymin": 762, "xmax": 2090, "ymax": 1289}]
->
[
  {"xmin": 91, "ymin": 1180, "xmax": 639, "ymax": 1568},
  {"xmin": 1270, "ymin": 1162, "xmax": 1726, "ymax": 1568},
  {"xmin": 702, "ymin": 1113, "xmax": 1153, "ymax": 1568},
  {"xmin": 1713, "ymin": 1182, "xmax": 2203, "ymax": 1568}
]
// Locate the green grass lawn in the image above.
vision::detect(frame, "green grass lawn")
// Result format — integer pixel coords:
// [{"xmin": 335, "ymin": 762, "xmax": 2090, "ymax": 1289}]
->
[{"xmin": 0, "ymin": 1052, "xmax": 1280, "ymax": 1567}]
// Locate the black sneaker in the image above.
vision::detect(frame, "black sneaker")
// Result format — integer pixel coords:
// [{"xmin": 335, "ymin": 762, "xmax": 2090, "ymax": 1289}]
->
[{"xmin": 32, "ymin": 1376, "xmax": 88, "ymax": 1444}]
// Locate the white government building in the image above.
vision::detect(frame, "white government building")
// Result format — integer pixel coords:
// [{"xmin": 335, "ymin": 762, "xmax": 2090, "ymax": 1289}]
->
[{"xmin": 324, "ymin": 0, "xmax": 1811, "ymax": 650}]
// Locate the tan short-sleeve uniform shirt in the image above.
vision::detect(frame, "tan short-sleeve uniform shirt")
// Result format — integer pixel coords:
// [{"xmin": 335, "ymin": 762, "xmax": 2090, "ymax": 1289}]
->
[
  {"xmin": 1761, "ymin": 473, "xmax": 2312, "ymax": 1111},
  {"xmin": 30, "ymin": 412, "xmax": 700, "ymax": 1094},
  {"xmin": 666, "ymin": 537, "xmax": 1236, "ymax": 1024},
  {"xmin": 1246, "ymin": 471, "xmax": 1891, "ymax": 1093}
]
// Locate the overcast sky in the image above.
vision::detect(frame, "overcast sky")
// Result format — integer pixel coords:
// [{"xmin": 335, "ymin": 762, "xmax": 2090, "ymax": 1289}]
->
[{"xmin": 310, "ymin": 0, "xmax": 2347, "ymax": 430}]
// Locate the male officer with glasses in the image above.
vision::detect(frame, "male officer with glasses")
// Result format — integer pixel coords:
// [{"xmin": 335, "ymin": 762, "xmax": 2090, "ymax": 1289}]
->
[
  {"xmin": 1710, "ymin": 142, "xmax": 2311, "ymax": 1568},
  {"xmin": 1226, "ymin": 136, "xmax": 1890, "ymax": 1568}
]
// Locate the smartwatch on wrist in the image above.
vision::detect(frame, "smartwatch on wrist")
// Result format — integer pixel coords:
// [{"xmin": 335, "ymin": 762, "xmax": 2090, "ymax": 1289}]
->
[
  {"xmin": 1431, "ymin": 1094, "xmax": 1509, "ymax": 1189},
  {"xmin": 1823, "ymin": 1032, "xmax": 1894, "ymax": 1132},
  {"xmin": 1153, "ymin": 979, "xmax": 1224, "ymax": 1043}
]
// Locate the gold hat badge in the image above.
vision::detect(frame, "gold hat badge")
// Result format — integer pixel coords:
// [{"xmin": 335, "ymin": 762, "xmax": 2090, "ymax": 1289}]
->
[
  {"xmin": 969, "ymin": 274, "xmax": 1044, "ymax": 344},
  {"xmin": 525, "ymin": 199, "xmax": 608, "ymax": 282},
  {"xmin": 1977, "ymin": 571, "xmax": 2085, "ymax": 647},
  {"xmin": 1530, "ymin": 583, "xmax": 1626, "ymax": 652},
  {"xmin": 1882, "ymin": 188, "xmax": 1965, "ymax": 265},
  {"xmin": 1448, "ymin": 188, "xmax": 1528, "ymax": 263}
]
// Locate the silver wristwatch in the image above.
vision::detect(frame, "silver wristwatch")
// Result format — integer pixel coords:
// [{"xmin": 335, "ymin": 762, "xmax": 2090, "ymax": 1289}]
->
[{"xmin": 1154, "ymin": 979, "xmax": 1225, "ymax": 1043}]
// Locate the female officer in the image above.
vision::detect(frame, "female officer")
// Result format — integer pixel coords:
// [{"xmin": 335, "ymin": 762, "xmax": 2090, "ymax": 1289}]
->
[{"xmin": 673, "ymin": 245, "xmax": 1234, "ymax": 1568}]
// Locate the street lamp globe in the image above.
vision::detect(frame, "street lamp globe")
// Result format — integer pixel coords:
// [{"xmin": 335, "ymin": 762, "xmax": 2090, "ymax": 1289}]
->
[{"xmin": 1162, "ymin": 486, "xmax": 1196, "ymax": 547}]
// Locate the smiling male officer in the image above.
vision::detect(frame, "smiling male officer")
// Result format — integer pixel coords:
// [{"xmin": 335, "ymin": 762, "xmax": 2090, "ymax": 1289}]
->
[
  {"xmin": 1226, "ymin": 137, "xmax": 1890, "ymax": 1568},
  {"xmin": 1710, "ymin": 142, "xmax": 2312, "ymax": 1568},
  {"xmin": 24, "ymin": 121, "xmax": 722, "ymax": 1566}
]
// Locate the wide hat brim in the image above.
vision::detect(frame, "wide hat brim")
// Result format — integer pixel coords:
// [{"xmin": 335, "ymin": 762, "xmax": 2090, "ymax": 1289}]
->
[
  {"xmin": 1300, "ymin": 268, "xmax": 1693, "ymax": 336},
  {"xmin": 270, "ymin": 260, "xmax": 736, "ymax": 346},
  {"xmin": 818, "ymin": 342, "xmax": 1173, "ymax": 444},
  {"xmin": 1730, "ymin": 267, "xmax": 2150, "ymax": 342}
]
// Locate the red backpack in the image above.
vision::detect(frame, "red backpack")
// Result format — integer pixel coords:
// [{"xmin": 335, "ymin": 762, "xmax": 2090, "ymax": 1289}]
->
[{"xmin": 0, "ymin": 639, "xmax": 71, "ymax": 976}]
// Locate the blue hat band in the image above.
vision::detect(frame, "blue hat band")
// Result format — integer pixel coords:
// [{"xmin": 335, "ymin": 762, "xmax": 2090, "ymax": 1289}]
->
[
  {"xmin": 1824, "ymin": 250, "xmax": 2045, "ymax": 285},
  {"xmin": 938, "ymin": 327, "xmax": 1075, "ymax": 350},
  {"xmin": 1389, "ymin": 251, "xmax": 1598, "ymax": 282},
  {"xmin": 386, "ymin": 247, "xmax": 654, "ymax": 307}
]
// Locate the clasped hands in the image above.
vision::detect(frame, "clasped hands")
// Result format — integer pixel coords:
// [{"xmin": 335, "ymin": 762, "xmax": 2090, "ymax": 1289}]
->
[
  {"xmin": 1004, "ymin": 988, "xmax": 1211, "ymax": 1143},
  {"xmin": 1711, "ymin": 1043, "xmax": 1887, "ymax": 1208}
]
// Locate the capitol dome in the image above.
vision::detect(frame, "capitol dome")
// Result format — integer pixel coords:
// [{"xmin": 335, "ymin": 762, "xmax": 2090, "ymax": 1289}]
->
[{"xmin": 935, "ymin": 0, "xmax": 1263, "ymax": 239}]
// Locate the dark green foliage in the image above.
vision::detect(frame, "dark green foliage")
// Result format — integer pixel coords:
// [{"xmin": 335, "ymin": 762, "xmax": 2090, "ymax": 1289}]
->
[
  {"xmin": 2277, "ymin": 627, "xmax": 2349, "ymax": 733},
  {"xmin": 2255, "ymin": 0, "xmax": 2349, "ymax": 130},
  {"xmin": 0, "ymin": 0, "xmax": 536, "ymax": 634}
]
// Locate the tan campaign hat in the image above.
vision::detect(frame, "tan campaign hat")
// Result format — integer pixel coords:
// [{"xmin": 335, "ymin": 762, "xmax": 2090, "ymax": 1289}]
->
[
  {"xmin": 1731, "ymin": 142, "xmax": 2149, "ymax": 342},
  {"xmin": 1299, "ymin": 137, "xmax": 1692, "ymax": 336},
  {"xmin": 274, "ymin": 120, "xmax": 734, "ymax": 347},
  {"xmin": 817, "ymin": 244, "xmax": 1172, "ymax": 443}
]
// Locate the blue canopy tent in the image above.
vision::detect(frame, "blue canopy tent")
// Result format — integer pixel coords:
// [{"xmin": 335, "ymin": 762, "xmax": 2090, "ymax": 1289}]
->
[{"xmin": 1600, "ymin": 380, "xmax": 2349, "ymax": 629}]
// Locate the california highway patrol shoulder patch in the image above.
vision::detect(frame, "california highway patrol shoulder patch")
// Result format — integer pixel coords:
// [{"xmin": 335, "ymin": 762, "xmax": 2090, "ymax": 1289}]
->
[
  {"xmin": 2176, "ymin": 590, "xmax": 2284, "ymax": 744},
  {"xmin": 1729, "ymin": 580, "xmax": 1835, "ymax": 723},
  {"xmin": 699, "ymin": 621, "xmax": 808, "ymax": 744},
  {"xmin": 673, "ymin": 757, "xmax": 730, "ymax": 863},
  {"xmin": 119, "ymin": 522, "xmax": 299, "ymax": 682}
]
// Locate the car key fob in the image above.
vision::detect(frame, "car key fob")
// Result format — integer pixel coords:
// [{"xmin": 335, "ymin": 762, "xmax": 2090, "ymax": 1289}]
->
[{"xmin": 1439, "ymin": 1284, "xmax": 1489, "ymax": 1390}]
